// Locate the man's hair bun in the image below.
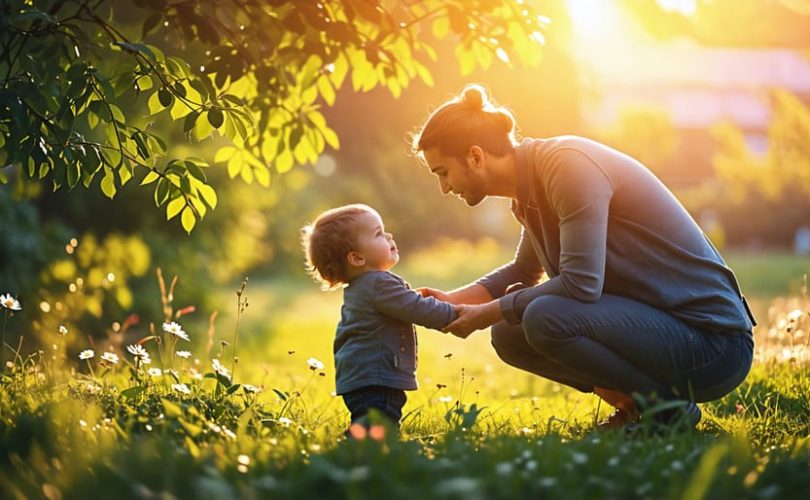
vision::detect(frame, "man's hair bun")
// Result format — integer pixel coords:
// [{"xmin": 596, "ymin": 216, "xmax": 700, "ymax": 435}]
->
[{"xmin": 460, "ymin": 84, "xmax": 487, "ymax": 110}]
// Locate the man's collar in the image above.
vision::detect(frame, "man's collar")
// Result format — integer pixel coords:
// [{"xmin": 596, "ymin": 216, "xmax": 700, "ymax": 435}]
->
[{"xmin": 514, "ymin": 138, "xmax": 532, "ymax": 207}]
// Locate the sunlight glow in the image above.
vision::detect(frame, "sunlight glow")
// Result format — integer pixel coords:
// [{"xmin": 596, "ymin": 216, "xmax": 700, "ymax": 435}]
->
[{"xmin": 657, "ymin": 0, "xmax": 697, "ymax": 16}]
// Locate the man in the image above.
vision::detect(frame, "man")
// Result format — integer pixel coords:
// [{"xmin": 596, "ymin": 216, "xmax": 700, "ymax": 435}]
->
[{"xmin": 412, "ymin": 84, "xmax": 756, "ymax": 431}]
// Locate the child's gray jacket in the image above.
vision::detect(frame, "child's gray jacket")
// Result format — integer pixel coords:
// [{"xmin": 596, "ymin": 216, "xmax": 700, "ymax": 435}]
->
[{"xmin": 334, "ymin": 271, "xmax": 456, "ymax": 395}]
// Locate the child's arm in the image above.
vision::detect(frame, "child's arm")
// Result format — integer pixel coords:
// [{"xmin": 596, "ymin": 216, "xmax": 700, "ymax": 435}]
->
[{"xmin": 371, "ymin": 273, "xmax": 457, "ymax": 331}]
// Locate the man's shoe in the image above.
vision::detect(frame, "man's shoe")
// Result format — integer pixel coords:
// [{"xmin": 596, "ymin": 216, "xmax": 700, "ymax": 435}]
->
[
  {"xmin": 596, "ymin": 408, "xmax": 639, "ymax": 431},
  {"xmin": 624, "ymin": 400, "xmax": 701, "ymax": 437}
]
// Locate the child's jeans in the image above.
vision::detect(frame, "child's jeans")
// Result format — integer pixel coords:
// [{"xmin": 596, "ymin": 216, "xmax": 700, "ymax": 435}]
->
[{"xmin": 342, "ymin": 385, "xmax": 407, "ymax": 426}]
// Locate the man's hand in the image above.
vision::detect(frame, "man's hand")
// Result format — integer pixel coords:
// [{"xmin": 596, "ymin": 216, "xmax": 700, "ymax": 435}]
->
[
  {"xmin": 443, "ymin": 301, "xmax": 503, "ymax": 339},
  {"xmin": 416, "ymin": 287, "xmax": 451, "ymax": 302}
]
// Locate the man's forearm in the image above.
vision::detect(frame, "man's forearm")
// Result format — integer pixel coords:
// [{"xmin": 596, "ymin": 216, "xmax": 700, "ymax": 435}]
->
[{"xmin": 447, "ymin": 283, "xmax": 494, "ymax": 305}]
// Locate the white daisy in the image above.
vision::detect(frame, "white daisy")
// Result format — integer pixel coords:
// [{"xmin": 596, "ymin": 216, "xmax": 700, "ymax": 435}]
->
[
  {"xmin": 0, "ymin": 293, "xmax": 21, "ymax": 311},
  {"xmin": 243, "ymin": 384, "xmax": 262, "ymax": 394},
  {"xmin": 126, "ymin": 344, "xmax": 152, "ymax": 364},
  {"xmin": 78, "ymin": 349, "xmax": 94, "ymax": 360},
  {"xmin": 100, "ymin": 352, "xmax": 119, "ymax": 365},
  {"xmin": 162, "ymin": 321, "xmax": 189, "ymax": 341},
  {"xmin": 212, "ymin": 358, "xmax": 231, "ymax": 379},
  {"xmin": 278, "ymin": 416, "xmax": 292, "ymax": 427},
  {"xmin": 172, "ymin": 383, "xmax": 191, "ymax": 394},
  {"xmin": 58, "ymin": 325, "xmax": 68, "ymax": 335},
  {"xmin": 306, "ymin": 357, "xmax": 324, "ymax": 371},
  {"xmin": 147, "ymin": 368, "xmax": 162, "ymax": 377},
  {"xmin": 175, "ymin": 350, "xmax": 192, "ymax": 359}
]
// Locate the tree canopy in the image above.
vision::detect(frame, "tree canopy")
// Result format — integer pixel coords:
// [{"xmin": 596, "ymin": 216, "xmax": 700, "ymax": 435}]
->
[{"xmin": 0, "ymin": 0, "xmax": 547, "ymax": 232}]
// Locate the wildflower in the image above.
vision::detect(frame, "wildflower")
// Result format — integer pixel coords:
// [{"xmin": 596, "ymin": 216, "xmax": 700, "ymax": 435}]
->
[
  {"xmin": 243, "ymin": 384, "xmax": 262, "ymax": 394},
  {"xmin": 58, "ymin": 325, "xmax": 68, "ymax": 335},
  {"xmin": 176, "ymin": 350, "xmax": 192, "ymax": 359},
  {"xmin": 369, "ymin": 424, "xmax": 386, "ymax": 441},
  {"xmin": 79, "ymin": 349, "xmax": 95, "ymax": 360},
  {"xmin": 127, "ymin": 344, "xmax": 152, "ymax": 364},
  {"xmin": 172, "ymin": 383, "xmax": 191, "ymax": 394},
  {"xmin": 101, "ymin": 352, "xmax": 119, "ymax": 365},
  {"xmin": 278, "ymin": 417, "xmax": 292, "ymax": 427},
  {"xmin": 348, "ymin": 423, "xmax": 367, "ymax": 440},
  {"xmin": 222, "ymin": 427, "xmax": 236, "ymax": 440},
  {"xmin": 238, "ymin": 455, "xmax": 250, "ymax": 466},
  {"xmin": 147, "ymin": 368, "xmax": 162, "ymax": 377},
  {"xmin": 212, "ymin": 358, "xmax": 231, "ymax": 379},
  {"xmin": 307, "ymin": 357, "xmax": 324, "ymax": 371},
  {"xmin": 496, "ymin": 462, "xmax": 513, "ymax": 476},
  {"xmin": 162, "ymin": 322, "xmax": 189, "ymax": 341},
  {"xmin": 0, "ymin": 293, "xmax": 21, "ymax": 311},
  {"xmin": 438, "ymin": 396, "xmax": 453, "ymax": 403}
]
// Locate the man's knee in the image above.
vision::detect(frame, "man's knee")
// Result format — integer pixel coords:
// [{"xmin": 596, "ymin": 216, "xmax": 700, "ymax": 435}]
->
[
  {"xmin": 490, "ymin": 322, "xmax": 524, "ymax": 364},
  {"xmin": 522, "ymin": 296, "xmax": 576, "ymax": 352}
]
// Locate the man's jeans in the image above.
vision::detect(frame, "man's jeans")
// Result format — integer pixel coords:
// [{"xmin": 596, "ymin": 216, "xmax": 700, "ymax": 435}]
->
[
  {"xmin": 491, "ymin": 294, "xmax": 754, "ymax": 402},
  {"xmin": 342, "ymin": 385, "xmax": 407, "ymax": 425}
]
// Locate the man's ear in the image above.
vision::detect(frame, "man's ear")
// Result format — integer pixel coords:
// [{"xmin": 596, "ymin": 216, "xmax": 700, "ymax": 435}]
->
[
  {"xmin": 347, "ymin": 251, "xmax": 365, "ymax": 267},
  {"xmin": 467, "ymin": 145, "xmax": 485, "ymax": 170}
]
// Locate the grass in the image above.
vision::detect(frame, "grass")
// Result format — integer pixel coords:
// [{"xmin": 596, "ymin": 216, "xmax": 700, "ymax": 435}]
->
[{"xmin": 1, "ymin": 247, "xmax": 809, "ymax": 499}]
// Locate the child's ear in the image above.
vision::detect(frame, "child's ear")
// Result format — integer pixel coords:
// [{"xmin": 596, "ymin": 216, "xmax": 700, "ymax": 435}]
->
[{"xmin": 347, "ymin": 251, "xmax": 365, "ymax": 267}]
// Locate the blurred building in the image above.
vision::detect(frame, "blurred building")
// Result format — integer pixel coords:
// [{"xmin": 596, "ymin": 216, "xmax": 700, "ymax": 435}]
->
[{"xmin": 577, "ymin": 39, "xmax": 810, "ymax": 185}]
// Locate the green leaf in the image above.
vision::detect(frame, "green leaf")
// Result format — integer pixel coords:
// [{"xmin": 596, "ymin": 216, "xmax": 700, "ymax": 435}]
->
[
  {"xmin": 214, "ymin": 146, "xmax": 236, "ymax": 163},
  {"xmin": 185, "ymin": 161, "xmax": 207, "ymax": 182},
  {"xmin": 114, "ymin": 41, "xmax": 156, "ymax": 61},
  {"xmin": 132, "ymin": 132, "xmax": 150, "ymax": 159},
  {"xmin": 316, "ymin": 75, "xmax": 335, "ymax": 105},
  {"xmin": 207, "ymin": 109, "xmax": 224, "ymax": 128},
  {"xmin": 142, "ymin": 13, "xmax": 163, "ymax": 38},
  {"xmin": 88, "ymin": 101, "xmax": 112, "ymax": 122},
  {"xmin": 135, "ymin": 75, "xmax": 153, "ymax": 91},
  {"xmin": 433, "ymin": 17, "xmax": 450, "ymax": 38},
  {"xmin": 183, "ymin": 111, "xmax": 199, "ymax": 135},
  {"xmin": 272, "ymin": 388, "xmax": 288, "ymax": 401},
  {"xmin": 67, "ymin": 160, "xmax": 80, "ymax": 188},
  {"xmin": 148, "ymin": 90, "xmax": 164, "ymax": 115},
  {"xmin": 185, "ymin": 436, "xmax": 200, "ymax": 458},
  {"xmin": 161, "ymin": 398, "xmax": 183, "ymax": 418},
  {"xmin": 140, "ymin": 170, "xmax": 160, "ymax": 185},
  {"xmin": 166, "ymin": 196, "xmax": 185, "ymax": 220},
  {"xmin": 100, "ymin": 169, "xmax": 116, "ymax": 198},
  {"xmin": 121, "ymin": 385, "xmax": 146, "ymax": 399},
  {"xmin": 181, "ymin": 206, "xmax": 196, "ymax": 233},
  {"xmin": 155, "ymin": 178, "xmax": 169, "ymax": 206},
  {"xmin": 198, "ymin": 184, "xmax": 218, "ymax": 209},
  {"xmin": 158, "ymin": 88, "xmax": 174, "ymax": 107}
]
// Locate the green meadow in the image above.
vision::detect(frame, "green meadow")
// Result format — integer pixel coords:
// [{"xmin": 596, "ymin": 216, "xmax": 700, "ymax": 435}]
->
[{"xmin": 2, "ymin": 248, "xmax": 809, "ymax": 499}]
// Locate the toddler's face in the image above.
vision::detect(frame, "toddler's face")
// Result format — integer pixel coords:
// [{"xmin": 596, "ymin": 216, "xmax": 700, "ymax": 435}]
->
[{"xmin": 353, "ymin": 210, "xmax": 399, "ymax": 271}]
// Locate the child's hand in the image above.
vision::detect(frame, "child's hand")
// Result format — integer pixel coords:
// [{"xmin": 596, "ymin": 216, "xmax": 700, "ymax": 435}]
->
[
  {"xmin": 416, "ymin": 287, "xmax": 450, "ymax": 302},
  {"xmin": 443, "ymin": 301, "xmax": 503, "ymax": 338}
]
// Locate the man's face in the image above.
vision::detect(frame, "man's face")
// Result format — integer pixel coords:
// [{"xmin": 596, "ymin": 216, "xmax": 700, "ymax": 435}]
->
[{"xmin": 423, "ymin": 148, "xmax": 486, "ymax": 206}]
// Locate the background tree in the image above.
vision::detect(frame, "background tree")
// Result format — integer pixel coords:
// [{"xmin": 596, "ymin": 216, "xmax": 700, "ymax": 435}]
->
[{"xmin": 0, "ymin": 0, "xmax": 548, "ymax": 232}]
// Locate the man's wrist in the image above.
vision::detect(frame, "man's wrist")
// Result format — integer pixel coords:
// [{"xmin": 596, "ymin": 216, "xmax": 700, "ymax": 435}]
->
[{"xmin": 484, "ymin": 300, "xmax": 504, "ymax": 324}]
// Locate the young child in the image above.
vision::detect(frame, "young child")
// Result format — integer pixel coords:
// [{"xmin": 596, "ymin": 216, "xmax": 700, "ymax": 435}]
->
[{"xmin": 301, "ymin": 204, "xmax": 457, "ymax": 429}]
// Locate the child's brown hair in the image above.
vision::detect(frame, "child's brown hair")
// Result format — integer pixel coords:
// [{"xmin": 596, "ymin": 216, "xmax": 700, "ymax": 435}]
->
[{"xmin": 301, "ymin": 204, "xmax": 373, "ymax": 289}]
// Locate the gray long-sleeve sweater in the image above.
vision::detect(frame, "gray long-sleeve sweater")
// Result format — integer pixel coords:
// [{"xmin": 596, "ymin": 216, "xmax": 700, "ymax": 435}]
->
[{"xmin": 478, "ymin": 136, "xmax": 756, "ymax": 333}]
